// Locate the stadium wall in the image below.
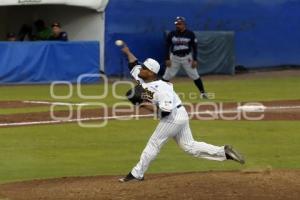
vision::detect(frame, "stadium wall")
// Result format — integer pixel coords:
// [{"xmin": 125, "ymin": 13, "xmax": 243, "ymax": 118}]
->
[
  {"xmin": 104, "ymin": 0, "xmax": 300, "ymax": 76},
  {"xmin": 0, "ymin": 41, "xmax": 100, "ymax": 84}
]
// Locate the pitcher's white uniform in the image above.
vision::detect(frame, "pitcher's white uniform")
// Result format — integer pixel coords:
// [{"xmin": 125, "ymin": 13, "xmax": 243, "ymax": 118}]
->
[{"xmin": 130, "ymin": 65, "xmax": 226, "ymax": 179}]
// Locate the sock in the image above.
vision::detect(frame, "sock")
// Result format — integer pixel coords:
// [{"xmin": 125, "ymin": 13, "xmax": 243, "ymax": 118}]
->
[{"xmin": 193, "ymin": 78, "xmax": 205, "ymax": 93}]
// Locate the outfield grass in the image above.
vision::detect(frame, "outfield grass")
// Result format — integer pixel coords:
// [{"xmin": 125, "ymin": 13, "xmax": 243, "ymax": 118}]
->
[
  {"xmin": 0, "ymin": 83, "xmax": 130, "ymax": 115},
  {"xmin": 0, "ymin": 120, "xmax": 299, "ymax": 183},
  {"xmin": 176, "ymin": 76, "xmax": 300, "ymax": 102},
  {"xmin": 0, "ymin": 75, "xmax": 299, "ymax": 183}
]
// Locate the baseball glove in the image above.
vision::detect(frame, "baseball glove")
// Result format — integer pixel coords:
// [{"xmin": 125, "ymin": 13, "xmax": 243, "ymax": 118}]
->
[{"xmin": 126, "ymin": 84, "xmax": 146, "ymax": 105}]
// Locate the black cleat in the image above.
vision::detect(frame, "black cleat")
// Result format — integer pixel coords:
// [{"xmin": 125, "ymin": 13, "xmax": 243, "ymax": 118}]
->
[
  {"xmin": 200, "ymin": 93, "xmax": 209, "ymax": 99},
  {"xmin": 225, "ymin": 145, "xmax": 245, "ymax": 164},
  {"xmin": 119, "ymin": 172, "xmax": 144, "ymax": 183}
]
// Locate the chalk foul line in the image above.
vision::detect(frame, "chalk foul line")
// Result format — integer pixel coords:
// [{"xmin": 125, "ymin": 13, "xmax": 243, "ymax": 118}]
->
[{"xmin": 1, "ymin": 104, "xmax": 300, "ymax": 127}]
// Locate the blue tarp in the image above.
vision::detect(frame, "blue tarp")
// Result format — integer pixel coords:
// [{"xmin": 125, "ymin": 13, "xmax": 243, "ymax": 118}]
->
[
  {"xmin": 105, "ymin": 0, "xmax": 300, "ymax": 76},
  {"xmin": 0, "ymin": 41, "xmax": 100, "ymax": 84}
]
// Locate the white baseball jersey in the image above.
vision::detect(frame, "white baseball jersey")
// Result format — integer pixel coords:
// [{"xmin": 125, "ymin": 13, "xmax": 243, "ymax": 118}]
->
[
  {"xmin": 131, "ymin": 65, "xmax": 182, "ymax": 111},
  {"xmin": 129, "ymin": 64, "xmax": 226, "ymax": 179}
]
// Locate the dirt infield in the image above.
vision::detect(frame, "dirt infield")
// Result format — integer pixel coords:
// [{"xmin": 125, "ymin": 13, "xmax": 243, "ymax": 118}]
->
[
  {"xmin": 0, "ymin": 100, "xmax": 44, "ymax": 108},
  {"xmin": 0, "ymin": 170, "xmax": 299, "ymax": 200},
  {"xmin": 0, "ymin": 99, "xmax": 300, "ymax": 127}
]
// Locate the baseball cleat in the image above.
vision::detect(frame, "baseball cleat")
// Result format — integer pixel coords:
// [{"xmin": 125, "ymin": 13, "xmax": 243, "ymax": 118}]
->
[
  {"xmin": 119, "ymin": 172, "xmax": 144, "ymax": 183},
  {"xmin": 200, "ymin": 93, "xmax": 208, "ymax": 99},
  {"xmin": 225, "ymin": 145, "xmax": 245, "ymax": 164}
]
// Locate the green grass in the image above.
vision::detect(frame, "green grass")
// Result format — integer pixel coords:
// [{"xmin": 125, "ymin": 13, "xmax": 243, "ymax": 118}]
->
[
  {"xmin": 0, "ymin": 75, "xmax": 299, "ymax": 183},
  {"xmin": 175, "ymin": 76, "xmax": 300, "ymax": 102},
  {"xmin": 0, "ymin": 83, "xmax": 131, "ymax": 114},
  {"xmin": 0, "ymin": 83, "xmax": 131, "ymax": 103},
  {"xmin": 1, "ymin": 77, "xmax": 299, "ymax": 103},
  {"xmin": 0, "ymin": 120, "xmax": 299, "ymax": 183}
]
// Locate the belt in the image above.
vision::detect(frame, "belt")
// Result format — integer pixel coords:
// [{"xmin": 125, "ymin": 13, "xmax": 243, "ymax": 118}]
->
[
  {"xmin": 176, "ymin": 104, "xmax": 182, "ymax": 108},
  {"xmin": 173, "ymin": 53, "xmax": 190, "ymax": 57}
]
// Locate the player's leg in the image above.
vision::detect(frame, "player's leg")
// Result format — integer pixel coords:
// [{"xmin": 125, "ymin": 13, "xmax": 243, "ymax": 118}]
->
[
  {"xmin": 162, "ymin": 54, "xmax": 181, "ymax": 81},
  {"xmin": 194, "ymin": 78, "xmax": 207, "ymax": 99},
  {"xmin": 174, "ymin": 120, "xmax": 227, "ymax": 161},
  {"xmin": 182, "ymin": 55, "xmax": 207, "ymax": 99},
  {"xmin": 130, "ymin": 120, "xmax": 182, "ymax": 179}
]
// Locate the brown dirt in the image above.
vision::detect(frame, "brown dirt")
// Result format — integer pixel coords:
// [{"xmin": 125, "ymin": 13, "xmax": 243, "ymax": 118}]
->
[
  {"xmin": 0, "ymin": 99, "xmax": 299, "ymax": 127},
  {"xmin": 0, "ymin": 170, "xmax": 299, "ymax": 200},
  {"xmin": 0, "ymin": 100, "xmax": 47, "ymax": 109}
]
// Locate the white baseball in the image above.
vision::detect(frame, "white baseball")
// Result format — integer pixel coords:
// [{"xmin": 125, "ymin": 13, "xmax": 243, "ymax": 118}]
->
[{"xmin": 115, "ymin": 40, "xmax": 124, "ymax": 46}]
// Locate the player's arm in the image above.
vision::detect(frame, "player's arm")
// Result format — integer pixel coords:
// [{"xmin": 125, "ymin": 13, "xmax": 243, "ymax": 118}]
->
[
  {"xmin": 121, "ymin": 46, "xmax": 139, "ymax": 71},
  {"xmin": 120, "ymin": 45, "xmax": 143, "ymax": 84},
  {"xmin": 165, "ymin": 33, "xmax": 172, "ymax": 67},
  {"xmin": 165, "ymin": 32, "xmax": 172, "ymax": 60},
  {"xmin": 191, "ymin": 32, "xmax": 198, "ymax": 61},
  {"xmin": 191, "ymin": 32, "xmax": 198, "ymax": 68}
]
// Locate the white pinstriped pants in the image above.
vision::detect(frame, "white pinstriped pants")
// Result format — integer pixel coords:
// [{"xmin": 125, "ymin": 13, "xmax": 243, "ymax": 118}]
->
[{"xmin": 131, "ymin": 106, "xmax": 226, "ymax": 179}]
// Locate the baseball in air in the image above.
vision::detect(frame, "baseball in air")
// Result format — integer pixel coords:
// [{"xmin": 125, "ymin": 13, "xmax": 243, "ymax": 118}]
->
[{"xmin": 115, "ymin": 40, "xmax": 124, "ymax": 46}]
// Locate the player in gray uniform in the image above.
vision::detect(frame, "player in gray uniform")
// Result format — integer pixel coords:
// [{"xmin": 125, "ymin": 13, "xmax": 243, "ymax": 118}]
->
[
  {"xmin": 163, "ymin": 16, "xmax": 208, "ymax": 99},
  {"xmin": 119, "ymin": 45, "xmax": 245, "ymax": 182}
]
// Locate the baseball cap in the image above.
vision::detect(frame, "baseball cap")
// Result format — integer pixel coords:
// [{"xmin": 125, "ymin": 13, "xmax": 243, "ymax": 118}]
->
[
  {"xmin": 51, "ymin": 22, "xmax": 61, "ymax": 28},
  {"xmin": 174, "ymin": 16, "xmax": 186, "ymax": 24},
  {"xmin": 143, "ymin": 58, "xmax": 160, "ymax": 74}
]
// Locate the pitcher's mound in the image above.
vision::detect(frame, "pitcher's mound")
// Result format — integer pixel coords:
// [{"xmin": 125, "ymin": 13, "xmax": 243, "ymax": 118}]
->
[{"xmin": 0, "ymin": 170, "xmax": 299, "ymax": 200}]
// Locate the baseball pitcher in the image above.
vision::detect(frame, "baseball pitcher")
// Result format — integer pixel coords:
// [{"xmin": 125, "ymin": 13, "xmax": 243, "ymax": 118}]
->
[{"xmin": 118, "ymin": 44, "xmax": 245, "ymax": 182}]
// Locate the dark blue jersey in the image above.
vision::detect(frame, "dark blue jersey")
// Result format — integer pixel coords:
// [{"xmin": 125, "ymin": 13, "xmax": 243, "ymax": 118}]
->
[
  {"xmin": 165, "ymin": 29, "xmax": 198, "ymax": 61},
  {"xmin": 49, "ymin": 32, "xmax": 68, "ymax": 41}
]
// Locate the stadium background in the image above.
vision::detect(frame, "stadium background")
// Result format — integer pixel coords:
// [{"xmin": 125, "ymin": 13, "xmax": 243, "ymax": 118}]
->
[{"xmin": 1, "ymin": 0, "xmax": 300, "ymax": 82}]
